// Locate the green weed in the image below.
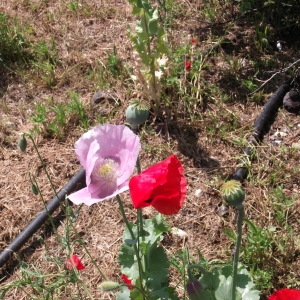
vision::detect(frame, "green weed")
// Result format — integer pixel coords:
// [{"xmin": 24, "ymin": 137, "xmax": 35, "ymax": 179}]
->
[{"xmin": 29, "ymin": 92, "xmax": 89, "ymax": 139}]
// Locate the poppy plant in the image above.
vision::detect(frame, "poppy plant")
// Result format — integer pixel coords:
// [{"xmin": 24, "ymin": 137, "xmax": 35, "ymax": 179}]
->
[
  {"xmin": 65, "ymin": 254, "xmax": 85, "ymax": 271},
  {"xmin": 68, "ymin": 124, "xmax": 141, "ymax": 206},
  {"xmin": 268, "ymin": 288, "xmax": 300, "ymax": 300},
  {"xmin": 129, "ymin": 154, "xmax": 187, "ymax": 215}
]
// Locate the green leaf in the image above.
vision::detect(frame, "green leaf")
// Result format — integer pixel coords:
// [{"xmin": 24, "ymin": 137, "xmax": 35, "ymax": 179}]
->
[{"xmin": 148, "ymin": 9, "xmax": 158, "ymax": 35}]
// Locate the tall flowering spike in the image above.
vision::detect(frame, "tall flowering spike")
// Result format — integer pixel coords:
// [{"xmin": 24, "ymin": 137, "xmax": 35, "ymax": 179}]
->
[
  {"xmin": 68, "ymin": 125, "xmax": 141, "ymax": 206},
  {"xmin": 268, "ymin": 288, "xmax": 300, "ymax": 300},
  {"xmin": 65, "ymin": 254, "xmax": 85, "ymax": 271},
  {"xmin": 129, "ymin": 155, "xmax": 187, "ymax": 215},
  {"xmin": 220, "ymin": 180, "xmax": 245, "ymax": 208}
]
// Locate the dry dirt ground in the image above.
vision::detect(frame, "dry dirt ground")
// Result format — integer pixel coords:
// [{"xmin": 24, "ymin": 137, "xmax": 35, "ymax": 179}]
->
[{"xmin": 1, "ymin": 0, "xmax": 300, "ymax": 299}]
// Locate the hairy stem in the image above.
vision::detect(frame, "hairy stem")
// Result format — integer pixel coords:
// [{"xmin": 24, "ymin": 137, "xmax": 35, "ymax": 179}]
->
[{"xmin": 231, "ymin": 204, "xmax": 245, "ymax": 300}]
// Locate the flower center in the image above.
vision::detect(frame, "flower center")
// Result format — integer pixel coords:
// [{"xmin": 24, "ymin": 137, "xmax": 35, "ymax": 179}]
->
[{"xmin": 96, "ymin": 158, "xmax": 119, "ymax": 182}]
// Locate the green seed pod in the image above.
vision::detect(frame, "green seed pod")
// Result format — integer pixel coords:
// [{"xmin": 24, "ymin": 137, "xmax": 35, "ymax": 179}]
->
[
  {"xmin": 99, "ymin": 281, "xmax": 121, "ymax": 292},
  {"xmin": 125, "ymin": 104, "xmax": 149, "ymax": 129},
  {"xmin": 18, "ymin": 134, "xmax": 27, "ymax": 152},
  {"xmin": 220, "ymin": 180, "xmax": 245, "ymax": 208}
]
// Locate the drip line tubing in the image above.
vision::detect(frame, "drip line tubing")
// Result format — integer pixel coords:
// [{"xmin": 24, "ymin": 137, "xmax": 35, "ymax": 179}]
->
[
  {"xmin": 0, "ymin": 168, "xmax": 86, "ymax": 268},
  {"xmin": 0, "ymin": 79, "xmax": 292, "ymax": 270},
  {"xmin": 233, "ymin": 79, "xmax": 292, "ymax": 181}
]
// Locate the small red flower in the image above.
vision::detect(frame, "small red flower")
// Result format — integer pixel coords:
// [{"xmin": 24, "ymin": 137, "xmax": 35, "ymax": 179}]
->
[
  {"xmin": 129, "ymin": 155, "xmax": 187, "ymax": 215},
  {"xmin": 268, "ymin": 288, "xmax": 300, "ymax": 300},
  {"xmin": 184, "ymin": 61, "xmax": 191, "ymax": 70},
  {"xmin": 121, "ymin": 274, "xmax": 133, "ymax": 290},
  {"xmin": 65, "ymin": 254, "xmax": 85, "ymax": 271},
  {"xmin": 190, "ymin": 37, "xmax": 197, "ymax": 45}
]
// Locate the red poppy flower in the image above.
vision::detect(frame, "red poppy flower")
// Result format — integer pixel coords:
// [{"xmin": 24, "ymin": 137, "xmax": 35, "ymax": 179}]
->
[
  {"xmin": 268, "ymin": 288, "xmax": 300, "ymax": 300},
  {"xmin": 65, "ymin": 254, "xmax": 85, "ymax": 271},
  {"xmin": 184, "ymin": 61, "xmax": 191, "ymax": 70},
  {"xmin": 190, "ymin": 37, "xmax": 197, "ymax": 45},
  {"xmin": 129, "ymin": 155, "xmax": 187, "ymax": 215},
  {"xmin": 121, "ymin": 274, "xmax": 134, "ymax": 290}
]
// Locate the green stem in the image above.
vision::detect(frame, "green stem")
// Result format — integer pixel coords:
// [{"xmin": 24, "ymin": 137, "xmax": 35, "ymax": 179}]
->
[
  {"xmin": 231, "ymin": 204, "xmax": 245, "ymax": 300},
  {"xmin": 116, "ymin": 194, "xmax": 145, "ymax": 298},
  {"xmin": 27, "ymin": 135, "xmax": 58, "ymax": 198}
]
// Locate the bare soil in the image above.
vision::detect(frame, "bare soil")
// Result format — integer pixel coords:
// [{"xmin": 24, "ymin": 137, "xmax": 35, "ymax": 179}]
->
[{"xmin": 1, "ymin": 0, "xmax": 300, "ymax": 299}]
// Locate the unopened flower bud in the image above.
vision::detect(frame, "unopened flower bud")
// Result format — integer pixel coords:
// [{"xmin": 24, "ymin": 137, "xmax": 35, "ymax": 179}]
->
[
  {"xmin": 99, "ymin": 281, "xmax": 121, "ymax": 292},
  {"xmin": 186, "ymin": 279, "xmax": 203, "ymax": 300},
  {"xmin": 220, "ymin": 180, "xmax": 245, "ymax": 208},
  {"xmin": 18, "ymin": 134, "xmax": 27, "ymax": 152}
]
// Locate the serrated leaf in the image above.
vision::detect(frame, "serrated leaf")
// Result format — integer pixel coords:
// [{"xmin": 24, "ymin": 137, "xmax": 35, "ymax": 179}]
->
[
  {"xmin": 145, "ymin": 243, "xmax": 170, "ymax": 291},
  {"xmin": 148, "ymin": 11, "xmax": 158, "ymax": 35}
]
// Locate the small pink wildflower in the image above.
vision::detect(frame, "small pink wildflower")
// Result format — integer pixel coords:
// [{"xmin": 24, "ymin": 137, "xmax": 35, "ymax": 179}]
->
[{"xmin": 65, "ymin": 254, "xmax": 85, "ymax": 271}]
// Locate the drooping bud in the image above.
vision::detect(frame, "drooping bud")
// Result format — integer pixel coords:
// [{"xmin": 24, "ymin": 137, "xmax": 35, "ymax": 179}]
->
[
  {"xmin": 99, "ymin": 281, "xmax": 121, "ymax": 292},
  {"xmin": 125, "ymin": 101, "xmax": 149, "ymax": 130},
  {"xmin": 18, "ymin": 134, "xmax": 27, "ymax": 152},
  {"xmin": 186, "ymin": 279, "xmax": 203, "ymax": 300},
  {"xmin": 220, "ymin": 180, "xmax": 245, "ymax": 208}
]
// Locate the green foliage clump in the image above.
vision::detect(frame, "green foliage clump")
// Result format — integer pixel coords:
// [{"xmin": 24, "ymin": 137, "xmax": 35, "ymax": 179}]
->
[{"xmin": 0, "ymin": 13, "xmax": 32, "ymax": 66}]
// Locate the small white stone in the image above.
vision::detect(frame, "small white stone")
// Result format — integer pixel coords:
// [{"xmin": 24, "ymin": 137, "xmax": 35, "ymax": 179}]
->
[
  {"xmin": 194, "ymin": 189, "xmax": 202, "ymax": 197},
  {"xmin": 171, "ymin": 227, "xmax": 188, "ymax": 238}
]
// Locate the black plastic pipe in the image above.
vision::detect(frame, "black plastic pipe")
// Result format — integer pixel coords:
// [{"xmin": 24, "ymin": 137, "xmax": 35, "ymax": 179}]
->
[
  {"xmin": 233, "ymin": 79, "xmax": 292, "ymax": 181},
  {"xmin": 0, "ymin": 168, "xmax": 86, "ymax": 268},
  {"xmin": 0, "ymin": 80, "xmax": 292, "ymax": 269}
]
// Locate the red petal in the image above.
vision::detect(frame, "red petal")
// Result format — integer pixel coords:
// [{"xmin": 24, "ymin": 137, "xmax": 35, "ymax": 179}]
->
[
  {"xmin": 268, "ymin": 289, "xmax": 300, "ymax": 300},
  {"xmin": 184, "ymin": 61, "xmax": 191, "ymax": 70},
  {"xmin": 129, "ymin": 155, "xmax": 187, "ymax": 215},
  {"xmin": 151, "ymin": 155, "xmax": 187, "ymax": 215},
  {"xmin": 121, "ymin": 274, "xmax": 133, "ymax": 290},
  {"xmin": 65, "ymin": 254, "xmax": 85, "ymax": 271},
  {"xmin": 129, "ymin": 158, "xmax": 169, "ymax": 209}
]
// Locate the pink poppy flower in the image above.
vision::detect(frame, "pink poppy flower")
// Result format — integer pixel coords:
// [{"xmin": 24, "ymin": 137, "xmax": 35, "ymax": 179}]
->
[
  {"xmin": 121, "ymin": 274, "xmax": 133, "ymax": 290},
  {"xmin": 268, "ymin": 288, "xmax": 300, "ymax": 300},
  {"xmin": 68, "ymin": 125, "xmax": 141, "ymax": 206},
  {"xmin": 129, "ymin": 155, "xmax": 187, "ymax": 215},
  {"xmin": 184, "ymin": 61, "xmax": 191, "ymax": 70},
  {"xmin": 65, "ymin": 254, "xmax": 85, "ymax": 271}
]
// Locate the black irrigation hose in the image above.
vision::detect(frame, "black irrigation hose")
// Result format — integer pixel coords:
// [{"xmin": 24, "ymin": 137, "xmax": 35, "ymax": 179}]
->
[
  {"xmin": 233, "ymin": 79, "xmax": 292, "ymax": 181},
  {"xmin": 0, "ymin": 79, "xmax": 292, "ymax": 269},
  {"xmin": 0, "ymin": 168, "xmax": 86, "ymax": 268}
]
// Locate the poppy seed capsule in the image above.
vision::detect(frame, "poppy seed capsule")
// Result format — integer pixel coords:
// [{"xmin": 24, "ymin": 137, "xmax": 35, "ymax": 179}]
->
[
  {"xmin": 220, "ymin": 180, "xmax": 245, "ymax": 208},
  {"xmin": 125, "ymin": 104, "xmax": 149, "ymax": 129}
]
